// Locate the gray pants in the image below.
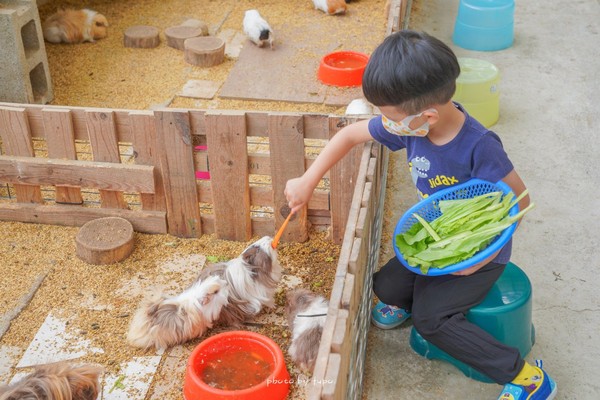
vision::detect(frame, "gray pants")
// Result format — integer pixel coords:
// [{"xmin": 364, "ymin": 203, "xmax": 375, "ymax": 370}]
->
[{"xmin": 372, "ymin": 257, "xmax": 523, "ymax": 384}]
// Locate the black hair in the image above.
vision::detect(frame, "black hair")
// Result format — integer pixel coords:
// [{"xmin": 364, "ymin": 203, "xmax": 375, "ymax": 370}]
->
[{"xmin": 362, "ymin": 30, "xmax": 460, "ymax": 114}]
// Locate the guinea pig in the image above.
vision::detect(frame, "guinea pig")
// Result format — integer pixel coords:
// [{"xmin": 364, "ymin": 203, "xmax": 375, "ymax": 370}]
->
[
  {"xmin": 198, "ymin": 236, "xmax": 282, "ymax": 326},
  {"xmin": 285, "ymin": 288, "xmax": 329, "ymax": 373},
  {"xmin": 0, "ymin": 361, "xmax": 103, "ymax": 400},
  {"xmin": 243, "ymin": 9, "xmax": 275, "ymax": 49},
  {"xmin": 42, "ymin": 8, "xmax": 109, "ymax": 44},
  {"xmin": 312, "ymin": 0, "xmax": 347, "ymax": 15}
]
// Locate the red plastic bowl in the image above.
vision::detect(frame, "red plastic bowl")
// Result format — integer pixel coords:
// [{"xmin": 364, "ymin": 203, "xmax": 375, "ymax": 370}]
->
[
  {"xmin": 183, "ymin": 331, "xmax": 290, "ymax": 400},
  {"xmin": 317, "ymin": 51, "xmax": 369, "ymax": 87}
]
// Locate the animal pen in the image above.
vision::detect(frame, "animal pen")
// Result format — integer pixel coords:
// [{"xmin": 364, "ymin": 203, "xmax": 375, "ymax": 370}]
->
[{"xmin": 0, "ymin": 1, "xmax": 411, "ymax": 399}]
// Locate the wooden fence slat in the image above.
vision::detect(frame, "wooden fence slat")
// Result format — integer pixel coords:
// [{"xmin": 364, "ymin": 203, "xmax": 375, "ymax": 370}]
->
[
  {"xmin": 205, "ymin": 111, "xmax": 251, "ymax": 241},
  {"xmin": 129, "ymin": 111, "xmax": 166, "ymax": 212},
  {"xmin": 329, "ymin": 117, "xmax": 363, "ymax": 244},
  {"xmin": 0, "ymin": 106, "xmax": 43, "ymax": 203},
  {"xmin": 85, "ymin": 110, "xmax": 127, "ymax": 209},
  {"xmin": 0, "ymin": 156, "xmax": 155, "ymax": 193},
  {"xmin": 154, "ymin": 110, "xmax": 201, "ymax": 238},
  {"xmin": 0, "ymin": 202, "xmax": 166, "ymax": 233},
  {"xmin": 42, "ymin": 108, "xmax": 83, "ymax": 205},
  {"xmin": 268, "ymin": 114, "xmax": 308, "ymax": 242}
]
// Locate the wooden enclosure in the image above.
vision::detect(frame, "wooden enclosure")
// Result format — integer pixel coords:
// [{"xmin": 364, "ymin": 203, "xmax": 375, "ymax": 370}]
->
[{"xmin": 0, "ymin": 103, "xmax": 367, "ymax": 245}]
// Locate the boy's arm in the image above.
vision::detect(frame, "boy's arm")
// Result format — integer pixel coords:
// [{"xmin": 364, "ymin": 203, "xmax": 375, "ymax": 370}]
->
[
  {"xmin": 285, "ymin": 119, "xmax": 373, "ymax": 213},
  {"xmin": 452, "ymin": 169, "xmax": 530, "ymax": 276}
]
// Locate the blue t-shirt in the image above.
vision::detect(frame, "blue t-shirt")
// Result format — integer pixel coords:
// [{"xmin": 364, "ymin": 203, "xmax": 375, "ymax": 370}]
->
[{"xmin": 369, "ymin": 103, "xmax": 514, "ymax": 264}]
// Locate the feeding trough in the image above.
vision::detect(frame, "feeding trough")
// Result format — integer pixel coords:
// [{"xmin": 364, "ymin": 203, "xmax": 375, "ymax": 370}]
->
[
  {"xmin": 317, "ymin": 50, "xmax": 369, "ymax": 87},
  {"xmin": 183, "ymin": 331, "xmax": 290, "ymax": 400}
]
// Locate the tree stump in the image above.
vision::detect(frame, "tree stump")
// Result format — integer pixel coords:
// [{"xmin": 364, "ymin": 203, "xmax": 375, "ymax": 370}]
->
[
  {"xmin": 184, "ymin": 37, "xmax": 225, "ymax": 67},
  {"xmin": 76, "ymin": 217, "xmax": 135, "ymax": 265},
  {"xmin": 165, "ymin": 26, "xmax": 207, "ymax": 50},
  {"xmin": 124, "ymin": 26, "xmax": 160, "ymax": 48}
]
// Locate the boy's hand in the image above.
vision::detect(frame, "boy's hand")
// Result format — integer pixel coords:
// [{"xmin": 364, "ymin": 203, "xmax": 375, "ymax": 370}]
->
[{"xmin": 285, "ymin": 176, "xmax": 314, "ymax": 214}]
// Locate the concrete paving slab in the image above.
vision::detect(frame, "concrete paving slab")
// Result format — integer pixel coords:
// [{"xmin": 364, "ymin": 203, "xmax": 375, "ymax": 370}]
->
[
  {"xmin": 0, "ymin": 345, "xmax": 20, "ymax": 383},
  {"xmin": 101, "ymin": 355, "xmax": 162, "ymax": 399},
  {"xmin": 151, "ymin": 346, "xmax": 188, "ymax": 399},
  {"xmin": 364, "ymin": 0, "xmax": 600, "ymax": 399},
  {"xmin": 178, "ymin": 80, "xmax": 221, "ymax": 99},
  {"xmin": 17, "ymin": 312, "xmax": 104, "ymax": 368}
]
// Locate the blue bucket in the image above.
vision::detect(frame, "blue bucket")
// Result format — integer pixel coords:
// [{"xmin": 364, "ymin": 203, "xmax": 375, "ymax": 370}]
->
[{"xmin": 452, "ymin": 0, "xmax": 515, "ymax": 51}]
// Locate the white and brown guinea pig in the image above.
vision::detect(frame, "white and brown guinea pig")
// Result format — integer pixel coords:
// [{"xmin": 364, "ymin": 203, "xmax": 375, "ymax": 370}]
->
[
  {"xmin": 312, "ymin": 0, "xmax": 347, "ymax": 15},
  {"xmin": 42, "ymin": 8, "xmax": 108, "ymax": 44},
  {"xmin": 285, "ymin": 288, "xmax": 329, "ymax": 373}
]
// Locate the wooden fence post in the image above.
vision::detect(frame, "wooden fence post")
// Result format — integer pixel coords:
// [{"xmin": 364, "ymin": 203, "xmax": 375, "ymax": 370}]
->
[
  {"xmin": 205, "ymin": 110, "xmax": 251, "ymax": 241},
  {"xmin": 42, "ymin": 108, "xmax": 83, "ymax": 205},
  {"xmin": 154, "ymin": 109, "xmax": 201, "ymax": 238},
  {"xmin": 0, "ymin": 106, "xmax": 43, "ymax": 203},
  {"xmin": 268, "ymin": 113, "xmax": 308, "ymax": 242}
]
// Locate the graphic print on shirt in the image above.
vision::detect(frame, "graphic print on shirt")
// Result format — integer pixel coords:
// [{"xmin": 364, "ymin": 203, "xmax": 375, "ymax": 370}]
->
[{"xmin": 409, "ymin": 156, "xmax": 430, "ymax": 199}]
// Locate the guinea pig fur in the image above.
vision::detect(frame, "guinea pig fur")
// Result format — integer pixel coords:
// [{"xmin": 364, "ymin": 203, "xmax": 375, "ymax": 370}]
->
[
  {"xmin": 43, "ymin": 8, "xmax": 108, "ymax": 44},
  {"xmin": 198, "ymin": 236, "xmax": 282, "ymax": 327},
  {"xmin": 312, "ymin": 0, "xmax": 347, "ymax": 15},
  {"xmin": 285, "ymin": 288, "xmax": 329, "ymax": 373},
  {"xmin": 0, "ymin": 361, "xmax": 103, "ymax": 400},
  {"xmin": 127, "ymin": 274, "xmax": 228, "ymax": 350}
]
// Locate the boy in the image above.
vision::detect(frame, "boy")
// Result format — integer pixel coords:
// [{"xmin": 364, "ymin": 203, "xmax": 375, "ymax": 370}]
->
[{"xmin": 285, "ymin": 30, "xmax": 556, "ymax": 399}]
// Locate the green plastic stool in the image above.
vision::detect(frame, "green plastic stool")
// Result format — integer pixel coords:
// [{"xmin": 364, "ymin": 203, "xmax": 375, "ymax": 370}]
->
[{"xmin": 409, "ymin": 262, "xmax": 535, "ymax": 383}]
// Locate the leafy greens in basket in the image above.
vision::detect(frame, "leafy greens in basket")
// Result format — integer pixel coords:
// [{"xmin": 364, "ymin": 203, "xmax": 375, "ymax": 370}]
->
[{"xmin": 395, "ymin": 190, "xmax": 534, "ymax": 274}]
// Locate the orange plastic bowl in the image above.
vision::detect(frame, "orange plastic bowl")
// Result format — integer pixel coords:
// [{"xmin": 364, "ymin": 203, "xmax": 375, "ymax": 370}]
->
[
  {"xmin": 317, "ymin": 51, "xmax": 369, "ymax": 87},
  {"xmin": 183, "ymin": 331, "xmax": 290, "ymax": 400}
]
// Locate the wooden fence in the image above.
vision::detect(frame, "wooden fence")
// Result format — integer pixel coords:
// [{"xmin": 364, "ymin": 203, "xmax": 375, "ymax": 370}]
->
[{"xmin": 0, "ymin": 103, "xmax": 366, "ymax": 244}]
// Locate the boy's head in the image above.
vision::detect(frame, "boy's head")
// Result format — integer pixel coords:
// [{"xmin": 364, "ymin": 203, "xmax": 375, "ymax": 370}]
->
[{"xmin": 363, "ymin": 30, "xmax": 460, "ymax": 114}]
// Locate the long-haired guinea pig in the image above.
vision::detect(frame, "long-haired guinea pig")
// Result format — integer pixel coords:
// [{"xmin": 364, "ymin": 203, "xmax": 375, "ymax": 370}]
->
[
  {"xmin": 198, "ymin": 236, "xmax": 282, "ymax": 327},
  {"xmin": 127, "ymin": 274, "xmax": 229, "ymax": 350},
  {"xmin": 0, "ymin": 361, "xmax": 102, "ymax": 400},
  {"xmin": 285, "ymin": 288, "xmax": 329, "ymax": 373},
  {"xmin": 312, "ymin": 0, "xmax": 347, "ymax": 15},
  {"xmin": 42, "ymin": 8, "xmax": 109, "ymax": 44}
]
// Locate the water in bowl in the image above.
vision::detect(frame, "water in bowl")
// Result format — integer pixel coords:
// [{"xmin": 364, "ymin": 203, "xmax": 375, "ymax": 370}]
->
[
  {"xmin": 200, "ymin": 349, "xmax": 273, "ymax": 391},
  {"xmin": 328, "ymin": 58, "xmax": 365, "ymax": 69}
]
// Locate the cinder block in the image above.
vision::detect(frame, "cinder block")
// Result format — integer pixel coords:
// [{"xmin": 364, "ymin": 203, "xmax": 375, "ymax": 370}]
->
[{"xmin": 0, "ymin": 0, "xmax": 53, "ymax": 104}]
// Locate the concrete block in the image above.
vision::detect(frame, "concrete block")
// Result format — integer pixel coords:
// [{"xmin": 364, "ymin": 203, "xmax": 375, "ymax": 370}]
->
[{"xmin": 0, "ymin": 0, "xmax": 53, "ymax": 104}]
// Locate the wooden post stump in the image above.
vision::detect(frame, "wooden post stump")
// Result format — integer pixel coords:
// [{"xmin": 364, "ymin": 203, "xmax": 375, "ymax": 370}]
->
[
  {"xmin": 165, "ymin": 26, "xmax": 207, "ymax": 50},
  {"xmin": 124, "ymin": 26, "xmax": 160, "ymax": 48},
  {"xmin": 76, "ymin": 217, "xmax": 135, "ymax": 265},
  {"xmin": 184, "ymin": 37, "xmax": 225, "ymax": 67}
]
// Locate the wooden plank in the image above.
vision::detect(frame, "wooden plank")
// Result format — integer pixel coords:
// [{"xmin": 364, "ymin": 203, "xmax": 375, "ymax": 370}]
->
[
  {"xmin": 329, "ymin": 309, "xmax": 351, "ymax": 400},
  {"xmin": 355, "ymin": 207, "xmax": 368, "ymax": 239},
  {"xmin": 0, "ymin": 106, "xmax": 43, "ymax": 203},
  {"xmin": 0, "ymin": 103, "xmax": 136, "ymax": 142},
  {"xmin": 85, "ymin": 110, "xmax": 127, "ymax": 209},
  {"xmin": 321, "ymin": 353, "xmax": 342, "ymax": 400},
  {"xmin": 0, "ymin": 156, "xmax": 155, "ymax": 193},
  {"xmin": 42, "ymin": 108, "xmax": 83, "ymax": 205},
  {"xmin": 328, "ymin": 116, "xmax": 363, "ymax": 244},
  {"xmin": 366, "ymin": 157, "xmax": 377, "ymax": 182},
  {"xmin": 205, "ymin": 111, "xmax": 251, "ymax": 241},
  {"xmin": 0, "ymin": 202, "xmax": 167, "ymax": 233},
  {"xmin": 129, "ymin": 111, "xmax": 167, "ymax": 211},
  {"xmin": 268, "ymin": 113, "xmax": 308, "ymax": 242},
  {"xmin": 154, "ymin": 110, "xmax": 202, "ymax": 237},
  {"xmin": 244, "ymin": 112, "xmax": 330, "ymax": 140},
  {"xmin": 340, "ymin": 273, "xmax": 355, "ymax": 311},
  {"xmin": 361, "ymin": 182, "xmax": 373, "ymax": 208}
]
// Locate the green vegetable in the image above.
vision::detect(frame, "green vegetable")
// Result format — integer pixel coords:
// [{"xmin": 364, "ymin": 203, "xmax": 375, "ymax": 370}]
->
[{"xmin": 396, "ymin": 190, "xmax": 534, "ymax": 274}]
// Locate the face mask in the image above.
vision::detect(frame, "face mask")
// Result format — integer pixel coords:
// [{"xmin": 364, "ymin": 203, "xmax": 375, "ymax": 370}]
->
[{"xmin": 381, "ymin": 109, "xmax": 435, "ymax": 137}]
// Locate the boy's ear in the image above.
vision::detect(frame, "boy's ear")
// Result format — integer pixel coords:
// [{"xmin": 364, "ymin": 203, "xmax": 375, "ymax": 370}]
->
[{"xmin": 423, "ymin": 108, "xmax": 440, "ymax": 125}]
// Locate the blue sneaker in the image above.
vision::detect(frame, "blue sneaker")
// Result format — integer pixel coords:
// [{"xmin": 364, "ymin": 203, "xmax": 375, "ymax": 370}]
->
[
  {"xmin": 370, "ymin": 300, "xmax": 411, "ymax": 329},
  {"xmin": 497, "ymin": 360, "xmax": 557, "ymax": 400}
]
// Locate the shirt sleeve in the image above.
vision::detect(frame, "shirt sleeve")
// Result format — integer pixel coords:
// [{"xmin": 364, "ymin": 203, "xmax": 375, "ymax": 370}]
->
[
  {"xmin": 471, "ymin": 132, "xmax": 514, "ymax": 182},
  {"xmin": 368, "ymin": 116, "xmax": 407, "ymax": 151}
]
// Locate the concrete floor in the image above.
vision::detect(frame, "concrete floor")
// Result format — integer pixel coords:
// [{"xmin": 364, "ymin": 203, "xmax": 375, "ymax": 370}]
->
[{"xmin": 363, "ymin": 1, "xmax": 600, "ymax": 399}]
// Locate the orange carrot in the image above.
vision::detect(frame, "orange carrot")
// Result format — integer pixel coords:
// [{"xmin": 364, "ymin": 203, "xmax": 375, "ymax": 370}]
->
[{"xmin": 271, "ymin": 211, "xmax": 294, "ymax": 248}]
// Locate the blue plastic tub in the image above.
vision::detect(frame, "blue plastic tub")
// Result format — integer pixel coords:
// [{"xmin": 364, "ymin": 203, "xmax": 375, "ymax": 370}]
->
[{"xmin": 452, "ymin": 0, "xmax": 515, "ymax": 51}]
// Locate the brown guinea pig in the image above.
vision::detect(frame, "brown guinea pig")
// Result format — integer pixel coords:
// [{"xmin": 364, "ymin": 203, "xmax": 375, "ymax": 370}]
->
[
  {"xmin": 312, "ymin": 0, "xmax": 347, "ymax": 15},
  {"xmin": 42, "ymin": 8, "xmax": 108, "ymax": 44}
]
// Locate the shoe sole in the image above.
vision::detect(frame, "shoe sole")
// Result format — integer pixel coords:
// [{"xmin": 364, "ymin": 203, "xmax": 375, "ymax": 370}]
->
[{"xmin": 370, "ymin": 315, "xmax": 404, "ymax": 330}]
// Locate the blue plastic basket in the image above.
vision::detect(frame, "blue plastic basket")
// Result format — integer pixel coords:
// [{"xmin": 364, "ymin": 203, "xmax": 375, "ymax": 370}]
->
[{"xmin": 393, "ymin": 179, "xmax": 519, "ymax": 276}]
